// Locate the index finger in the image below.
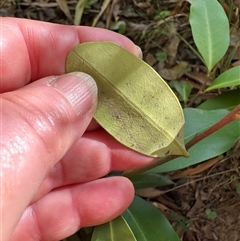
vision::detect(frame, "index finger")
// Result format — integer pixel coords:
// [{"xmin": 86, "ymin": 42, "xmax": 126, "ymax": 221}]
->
[{"xmin": 0, "ymin": 17, "xmax": 138, "ymax": 92}]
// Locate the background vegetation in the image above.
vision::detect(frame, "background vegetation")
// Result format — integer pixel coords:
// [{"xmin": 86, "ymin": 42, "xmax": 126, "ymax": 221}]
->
[{"xmin": 1, "ymin": 0, "xmax": 240, "ymax": 240}]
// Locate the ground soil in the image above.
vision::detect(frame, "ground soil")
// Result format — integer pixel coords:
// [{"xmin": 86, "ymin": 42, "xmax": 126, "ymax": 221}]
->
[{"xmin": 1, "ymin": 0, "xmax": 240, "ymax": 240}]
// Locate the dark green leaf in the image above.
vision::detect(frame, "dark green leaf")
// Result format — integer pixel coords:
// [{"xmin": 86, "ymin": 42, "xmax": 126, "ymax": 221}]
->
[
  {"xmin": 146, "ymin": 108, "xmax": 240, "ymax": 172},
  {"xmin": 198, "ymin": 89, "xmax": 240, "ymax": 110},
  {"xmin": 148, "ymin": 121, "xmax": 240, "ymax": 173},
  {"xmin": 205, "ymin": 66, "xmax": 240, "ymax": 91},
  {"xmin": 184, "ymin": 108, "xmax": 230, "ymax": 143},
  {"xmin": 91, "ymin": 215, "xmax": 136, "ymax": 241},
  {"xmin": 129, "ymin": 173, "xmax": 174, "ymax": 189},
  {"xmin": 122, "ymin": 196, "xmax": 181, "ymax": 241}
]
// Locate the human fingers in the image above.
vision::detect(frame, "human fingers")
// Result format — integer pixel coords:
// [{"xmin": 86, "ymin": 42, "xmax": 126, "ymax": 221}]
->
[
  {"xmin": 1, "ymin": 72, "xmax": 97, "ymax": 241},
  {"xmin": 9, "ymin": 177, "xmax": 133, "ymax": 241},
  {"xmin": 31, "ymin": 129, "xmax": 155, "ymax": 203},
  {"xmin": 0, "ymin": 17, "xmax": 139, "ymax": 92}
]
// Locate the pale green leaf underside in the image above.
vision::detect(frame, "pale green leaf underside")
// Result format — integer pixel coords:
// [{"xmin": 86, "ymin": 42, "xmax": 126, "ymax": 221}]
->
[
  {"xmin": 189, "ymin": 0, "xmax": 230, "ymax": 72},
  {"xmin": 91, "ymin": 215, "xmax": 136, "ymax": 241},
  {"xmin": 66, "ymin": 42, "xmax": 188, "ymax": 157}
]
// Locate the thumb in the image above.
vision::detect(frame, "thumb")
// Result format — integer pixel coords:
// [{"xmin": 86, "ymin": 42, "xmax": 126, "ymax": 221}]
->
[{"xmin": 1, "ymin": 72, "xmax": 97, "ymax": 239}]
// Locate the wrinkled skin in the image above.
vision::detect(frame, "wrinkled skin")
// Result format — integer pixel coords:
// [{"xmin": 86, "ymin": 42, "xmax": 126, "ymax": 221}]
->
[{"xmin": 0, "ymin": 17, "xmax": 155, "ymax": 241}]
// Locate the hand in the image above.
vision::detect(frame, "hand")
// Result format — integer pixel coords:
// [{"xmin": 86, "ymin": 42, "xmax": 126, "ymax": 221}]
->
[{"xmin": 0, "ymin": 17, "xmax": 154, "ymax": 241}]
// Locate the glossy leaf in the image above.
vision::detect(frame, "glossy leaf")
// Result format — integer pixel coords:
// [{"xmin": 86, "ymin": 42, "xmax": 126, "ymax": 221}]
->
[
  {"xmin": 183, "ymin": 108, "xmax": 230, "ymax": 143},
  {"xmin": 205, "ymin": 66, "xmax": 240, "ymax": 91},
  {"xmin": 91, "ymin": 215, "xmax": 136, "ymax": 241},
  {"xmin": 147, "ymin": 109, "xmax": 240, "ymax": 173},
  {"xmin": 189, "ymin": 0, "xmax": 230, "ymax": 72},
  {"xmin": 158, "ymin": 121, "xmax": 239, "ymax": 172},
  {"xmin": 66, "ymin": 42, "xmax": 188, "ymax": 157},
  {"xmin": 198, "ymin": 89, "xmax": 240, "ymax": 110},
  {"xmin": 122, "ymin": 195, "xmax": 181, "ymax": 241},
  {"xmin": 129, "ymin": 173, "xmax": 174, "ymax": 189}
]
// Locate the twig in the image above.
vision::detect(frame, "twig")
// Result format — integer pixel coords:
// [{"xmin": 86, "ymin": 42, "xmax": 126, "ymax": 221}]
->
[
  {"xmin": 122, "ymin": 155, "xmax": 178, "ymax": 178},
  {"xmin": 186, "ymin": 104, "xmax": 240, "ymax": 150},
  {"xmin": 123, "ymin": 105, "xmax": 240, "ymax": 178}
]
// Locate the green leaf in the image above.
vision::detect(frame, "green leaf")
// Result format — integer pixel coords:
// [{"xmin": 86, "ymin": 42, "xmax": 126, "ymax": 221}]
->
[
  {"xmin": 109, "ymin": 21, "xmax": 126, "ymax": 34},
  {"xmin": 155, "ymin": 51, "xmax": 167, "ymax": 62},
  {"xmin": 154, "ymin": 10, "xmax": 171, "ymax": 20},
  {"xmin": 129, "ymin": 173, "xmax": 174, "ymax": 189},
  {"xmin": 184, "ymin": 108, "xmax": 230, "ymax": 143},
  {"xmin": 198, "ymin": 89, "xmax": 240, "ymax": 110},
  {"xmin": 122, "ymin": 196, "xmax": 181, "ymax": 241},
  {"xmin": 205, "ymin": 66, "xmax": 240, "ymax": 91},
  {"xmin": 66, "ymin": 42, "xmax": 188, "ymax": 157},
  {"xmin": 205, "ymin": 208, "xmax": 218, "ymax": 220},
  {"xmin": 189, "ymin": 0, "xmax": 230, "ymax": 72},
  {"xmin": 91, "ymin": 215, "xmax": 136, "ymax": 241},
  {"xmin": 169, "ymin": 80, "xmax": 192, "ymax": 104},
  {"xmin": 147, "ymin": 108, "xmax": 240, "ymax": 172},
  {"xmin": 149, "ymin": 121, "xmax": 239, "ymax": 173},
  {"xmin": 170, "ymin": 211, "xmax": 191, "ymax": 232},
  {"xmin": 74, "ymin": 0, "xmax": 88, "ymax": 26}
]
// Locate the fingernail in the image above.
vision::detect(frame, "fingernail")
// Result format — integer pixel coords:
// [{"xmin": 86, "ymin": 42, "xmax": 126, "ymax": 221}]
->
[
  {"xmin": 50, "ymin": 72, "xmax": 98, "ymax": 115},
  {"xmin": 135, "ymin": 45, "xmax": 143, "ymax": 59}
]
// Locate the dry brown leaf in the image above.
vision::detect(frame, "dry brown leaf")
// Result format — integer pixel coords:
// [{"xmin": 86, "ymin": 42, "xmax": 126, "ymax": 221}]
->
[
  {"xmin": 145, "ymin": 53, "xmax": 157, "ymax": 66},
  {"xmin": 186, "ymin": 196, "xmax": 204, "ymax": 218},
  {"xmin": 135, "ymin": 188, "xmax": 163, "ymax": 198},
  {"xmin": 133, "ymin": 0, "xmax": 151, "ymax": 8},
  {"xmin": 164, "ymin": 35, "xmax": 180, "ymax": 66},
  {"xmin": 92, "ymin": 0, "xmax": 111, "ymax": 27},
  {"xmin": 55, "ymin": 0, "xmax": 72, "ymax": 22},
  {"xmin": 232, "ymin": 59, "xmax": 240, "ymax": 66},
  {"xmin": 151, "ymin": 201, "xmax": 170, "ymax": 212},
  {"xmin": 171, "ymin": 157, "xmax": 220, "ymax": 179},
  {"xmin": 20, "ymin": 2, "xmax": 58, "ymax": 7},
  {"xmin": 158, "ymin": 61, "xmax": 188, "ymax": 80},
  {"xmin": 185, "ymin": 71, "xmax": 212, "ymax": 85},
  {"xmin": 112, "ymin": 0, "xmax": 121, "ymax": 21},
  {"xmin": 106, "ymin": 0, "xmax": 120, "ymax": 29},
  {"xmin": 157, "ymin": 195, "xmax": 183, "ymax": 210}
]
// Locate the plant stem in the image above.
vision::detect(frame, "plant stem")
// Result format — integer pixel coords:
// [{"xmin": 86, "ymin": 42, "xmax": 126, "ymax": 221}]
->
[
  {"xmin": 122, "ymin": 155, "xmax": 178, "ymax": 178},
  {"xmin": 186, "ymin": 104, "xmax": 240, "ymax": 149},
  {"xmin": 187, "ymin": 77, "xmax": 210, "ymax": 107},
  {"xmin": 123, "ymin": 105, "xmax": 240, "ymax": 178}
]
